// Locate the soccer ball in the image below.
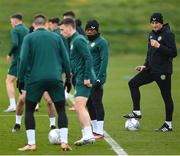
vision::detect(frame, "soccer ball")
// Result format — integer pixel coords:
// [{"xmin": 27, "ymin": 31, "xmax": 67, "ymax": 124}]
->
[
  {"xmin": 48, "ymin": 129, "xmax": 61, "ymax": 144},
  {"xmin": 125, "ymin": 118, "xmax": 140, "ymax": 131}
]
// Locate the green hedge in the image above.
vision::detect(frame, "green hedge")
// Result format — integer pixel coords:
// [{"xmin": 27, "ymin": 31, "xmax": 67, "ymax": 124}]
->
[{"xmin": 0, "ymin": 0, "xmax": 179, "ymax": 55}]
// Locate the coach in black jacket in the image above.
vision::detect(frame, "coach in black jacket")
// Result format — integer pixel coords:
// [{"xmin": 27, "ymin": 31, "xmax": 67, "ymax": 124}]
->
[{"xmin": 123, "ymin": 12, "xmax": 177, "ymax": 132}]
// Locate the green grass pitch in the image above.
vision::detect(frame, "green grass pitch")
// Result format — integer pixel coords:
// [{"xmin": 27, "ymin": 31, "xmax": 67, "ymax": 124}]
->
[{"xmin": 0, "ymin": 54, "xmax": 180, "ymax": 155}]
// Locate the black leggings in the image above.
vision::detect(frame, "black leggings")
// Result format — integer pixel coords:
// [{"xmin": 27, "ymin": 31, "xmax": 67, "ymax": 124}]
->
[
  {"xmin": 25, "ymin": 100, "xmax": 67, "ymax": 130},
  {"xmin": 128, "ymin": 70, "xmax": 174, "ymax": 121},
  {"xmin": 87, "ymin": 87, "xmax": 105, "ymax": 121}
]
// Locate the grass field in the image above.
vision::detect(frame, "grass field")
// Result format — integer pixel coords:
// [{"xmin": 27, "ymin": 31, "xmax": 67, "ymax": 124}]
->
[{"xmin": 0, "ymin": 54, "xmax": 180, "ymax": 155}]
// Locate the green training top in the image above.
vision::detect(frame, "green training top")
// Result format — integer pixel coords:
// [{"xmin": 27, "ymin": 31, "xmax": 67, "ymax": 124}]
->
[
  {"xmin": 8, "ymin": 24, "xmax": 29, "ymax": 62},
  {"xmin": 18, "ymin": 28, "xmax": 71, "ymax": 84},
  {"xmin": 53, "ymin": 28, "xmax": 61, "ymax": 35},
  {"xmin": 88, "ymin": 35, "xmax": 109, "ymax": 84},
  {"xmin": 53, "ymin": 28, "xmax": 69, "ymax": 55},
  {"xmin": 69, "ymin": 32, "xmax": 96, "ymax": 85}
]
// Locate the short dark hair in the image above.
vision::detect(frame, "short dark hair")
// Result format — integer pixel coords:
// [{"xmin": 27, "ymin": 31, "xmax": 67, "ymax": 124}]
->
[
  {"xmin": 63, "ymin": 11, "xmax": 75, "ymax": 19},
  {"xmin": 48, "ymin": 17, "xmax": 60, "ymax": 24},
  {"xmin": 11, "ymin": 13, "xmax": 23, "ymax": 20},
  {"xmin": 59, "ymin": 18, "xmax": 76, "ymax": 29},
  {"xmin": 75, "ymin": 19, "xmax": 82, "ymax": 26},
  {"xmin": 33, "ymin": 14, "xmax": 46, "ymax": 25}
]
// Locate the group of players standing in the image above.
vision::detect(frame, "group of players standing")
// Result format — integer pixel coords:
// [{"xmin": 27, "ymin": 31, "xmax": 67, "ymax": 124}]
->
[
  {"xmin": 4, "ymin": 11, "xmax": 177, "ymax": 152},
  {"xmin": 4, "ymin": 11, "xmax": 109, "ymax": 151}
]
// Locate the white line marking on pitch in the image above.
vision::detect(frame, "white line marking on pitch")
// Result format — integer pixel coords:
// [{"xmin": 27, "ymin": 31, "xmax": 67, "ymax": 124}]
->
[
  {"xmin": 0, "ymin": 114, "xmax": 48, "ymax": 117},
  {"xmin": 0, "ymin": 114, "xmax": 128, "ymax": 155},
  {"xmin": 104, "ymin": 130, "xmax": 128, "ymax": 156}
]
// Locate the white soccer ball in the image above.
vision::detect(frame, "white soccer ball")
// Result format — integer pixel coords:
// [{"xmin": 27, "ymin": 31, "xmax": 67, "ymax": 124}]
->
[
  {"xmin": 48, "ymin": 129, "xmax": 61, "ymax": 144},
  {"xmin": 125, "ymin": 118, "xmax": 140, "ymax": 131}
]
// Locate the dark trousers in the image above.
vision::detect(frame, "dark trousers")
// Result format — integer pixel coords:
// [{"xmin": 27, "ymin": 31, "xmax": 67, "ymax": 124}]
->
[
  {"xmin": 128, "ymin": 70, "xmax": 174, "ymax": 121},
  {"xmin": 87, "ymin": 87, "xmax": 105, "ymax": 121},
  {"xmin": 25, "ymin": 100, "xmax": 67, "ymax": 130},
  {"xmin": 71, "ymin": 74, "xmax": 76, "ymax": 87}
]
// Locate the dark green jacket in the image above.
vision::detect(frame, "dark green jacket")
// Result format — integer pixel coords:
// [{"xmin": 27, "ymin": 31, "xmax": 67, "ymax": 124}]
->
[
  {"xmin": 69, "ymin": 32, "xmax": 96, "ymax": 85},
  {"xmin": 53, "ymin": 28, "xmax": 69, "ymax": 55},
  {"xmin": 9, "ymin": 24, "xmax": 29, "ymax": 63},
  {"xmin": 18, "ymin": 28, "xmax": 71, "ymax": 84},
  {"xmin": 88, "ymin": 35, "xmax": 109, "ymax": 84},
  {"xmin": 53, "ymin": 28, "xmax": 61, "ymax": 35}
]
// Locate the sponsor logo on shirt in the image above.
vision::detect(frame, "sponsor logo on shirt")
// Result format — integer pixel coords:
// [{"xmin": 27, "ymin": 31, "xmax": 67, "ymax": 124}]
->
[
  {"xmin": 157, "ymin": 36, "xmax": 162, "ymax": 41},
  {"xmin": 160, "ymin": 75, "xmax": 166, "ymax": 80},
  {"xmin": 91, "ymin": 42, "xmax": 95, "ymax": 47},
  {"xmin": 70, "ymin": 44, "xmax": 73, "ymax": 50}
]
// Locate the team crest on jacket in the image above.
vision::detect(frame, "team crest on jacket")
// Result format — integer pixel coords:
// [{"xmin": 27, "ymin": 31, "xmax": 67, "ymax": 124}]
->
[
  {"xmin": 70, "ymin": 44, "xmax": 73, "ymax": 50},
  {"xmin": 160, "ymin": 75, "xmax": 166, "ymax": 80},
  {"xmin": 157, "ymin": 36, "xmax": 162, "ymax": 41},
  {"xmin": 91, "ymin": 42, "xmax": 95, "ymax": 47}
]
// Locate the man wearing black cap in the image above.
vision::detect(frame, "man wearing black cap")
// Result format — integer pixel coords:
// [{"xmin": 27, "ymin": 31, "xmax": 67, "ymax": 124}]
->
[
  {"xmin": 85, "ymin": 20, "xmax": 109, "ymax": 139},
  {"xmin": 123, "ymin": 12, "xmax": 177, "ymax": 132}
]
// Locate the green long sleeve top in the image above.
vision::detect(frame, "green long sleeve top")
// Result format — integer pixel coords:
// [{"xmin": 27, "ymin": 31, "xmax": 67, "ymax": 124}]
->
[
  {"xmin": 18, "ymin": 28, "xmax": 71, "ymax": 84},
  {"xmin": 53, "ymin": 28, "xmax": 69, "ymax": 55},
  {"xmin": 8, "ymin": 24, "xmax": 29, "ymax": 62},
  {"xmin": 69, "ymin": 32, "xmax": 96, "ymax": 85},
  {"xmin": 88, "ymin": 35, "xmax": 109, "ymax": 84},
  {"xmin": 53, "ymin": 28, "xmax": 61, "ymax": 35}
]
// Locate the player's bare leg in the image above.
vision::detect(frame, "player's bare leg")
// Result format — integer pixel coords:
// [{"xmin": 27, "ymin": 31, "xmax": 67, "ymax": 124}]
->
[
  {"xmin": 4, "ymin": 74, "xmax": 16, "ymax": 112},
  {"xmin": 12, "ymin": 91, "xmax": 26, "ymax": 132},
  {"xmin": 43, "ymin": 92, "xmax": 56, "ymax": 129},
  {"xmin": 74, "ymin": 96, "xmax": 95, "ymax": 146}
]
